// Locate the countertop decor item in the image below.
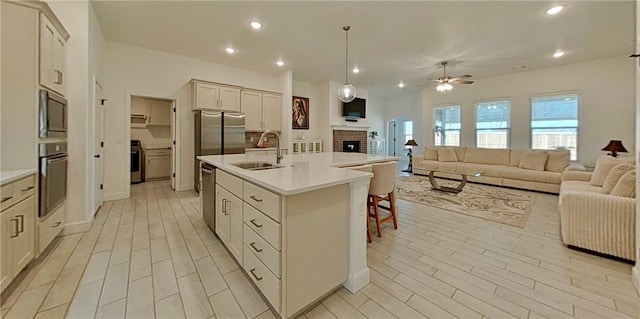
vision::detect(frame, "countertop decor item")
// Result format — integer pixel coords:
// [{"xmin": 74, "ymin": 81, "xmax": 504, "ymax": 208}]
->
[
  {"xmin": 337, "ymin": 26, "xmax": 356, "ymax": 103},
  {"xmin": 601, "ymin": 139, "xmax": 628, "ymax": 157}
]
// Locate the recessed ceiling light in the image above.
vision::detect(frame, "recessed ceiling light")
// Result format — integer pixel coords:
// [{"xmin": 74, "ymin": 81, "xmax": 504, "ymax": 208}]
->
[
  {"xmin": 250, "ymin": 21, "xmax": 262, "ymax": 30},
  {"xmin": 546, "ymin": 5, "xmax": 564, "ymax": 15},
  {"xmin": 398, "ymin": 81, "xmax": 405, "ymax": 88},
  {"xmin": 352, "ymin": 67, "xmax": 360, "ymax": 74},
  {"xmin": 225, "ymin": 47, "xmax": 235, "ymax": 54},
  {"xmin": 553, "ymin": 51, "xmax": 565, "ymax": 58},
  {"xmin": 276, "ymin": 60, "xmax": 284, "ymax": 67}
]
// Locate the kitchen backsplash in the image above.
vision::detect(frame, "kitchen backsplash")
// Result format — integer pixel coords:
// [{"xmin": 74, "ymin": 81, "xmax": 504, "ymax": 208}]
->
[{"xmin": 245, "ymin": 132, "xmax": 273, "ymax": 148}]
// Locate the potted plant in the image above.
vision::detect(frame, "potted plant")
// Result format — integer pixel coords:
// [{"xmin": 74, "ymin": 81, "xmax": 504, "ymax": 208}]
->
[{"xmin": 368, "ymin": 131, "xmax": 379, "ymax": 140}]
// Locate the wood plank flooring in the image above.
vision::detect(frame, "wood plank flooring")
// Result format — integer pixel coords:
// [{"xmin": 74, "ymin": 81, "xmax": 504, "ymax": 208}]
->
[{"xmin": 1, "ymin": 180, "xmax": 638, "ymax": 318}]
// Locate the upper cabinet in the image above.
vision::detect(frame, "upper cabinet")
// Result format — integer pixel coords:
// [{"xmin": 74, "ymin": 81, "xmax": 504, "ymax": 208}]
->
[
  {"xmin": 192, "ymin": 80, "xmax": 241, "ymax": 112},
  {"xmin": 241, "ymin": 90, "xmax": 282, "ymax": 131},
  {"xmin": 39, "ymin": 13, "xmax": 68, "ymax": 96},
  {"xmin": 131, "ymin": 96, "xmax": 172, "ymax": 127}
]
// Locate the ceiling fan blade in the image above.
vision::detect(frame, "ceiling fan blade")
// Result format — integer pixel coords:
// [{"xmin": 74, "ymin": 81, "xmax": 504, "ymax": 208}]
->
[
  {"xmin": 416, "ymin": 84, "xmax": 427, "ymax": 88},
  {"xmin": 451, "ymin": 80, "xmax": 474, "ymax": 85},
  {"xmin": 430, "ymin": 79, "xmax": 443, "ymax": 83},
  {"xmin": 449, "ymin": 74, "xmax": 472, "ymax": 81}
]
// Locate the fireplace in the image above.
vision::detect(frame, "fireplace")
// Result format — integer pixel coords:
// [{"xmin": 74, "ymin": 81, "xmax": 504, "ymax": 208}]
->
[
  {"xmin": 343, "ymin": 141, "xmax": 361, "ymax": 153},
  {"xmin": 332, "ymin": 130, "xmax": 367, "ymax": 153}
]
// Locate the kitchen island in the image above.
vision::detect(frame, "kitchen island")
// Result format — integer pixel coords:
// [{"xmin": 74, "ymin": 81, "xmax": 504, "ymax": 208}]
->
[{"xmin": 197, "ymin": 152, "xmax": 398, "ymax": 318}]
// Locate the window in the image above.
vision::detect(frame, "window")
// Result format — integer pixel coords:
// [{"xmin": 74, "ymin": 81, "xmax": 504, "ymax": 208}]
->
[
  {"xmin": 531, "ymin": 94, "xmax": 579, "ymax": 160},
  {"xmin": 475, "ymin": 100, "xmax": 511, "ymax": 148},
  {"xmin": 403, "ymin": 121, "xmax": 413, "ymax": 149},
  {"xmin": 434, "ymin": 106, "xmax": 461, "ymax": 146}
]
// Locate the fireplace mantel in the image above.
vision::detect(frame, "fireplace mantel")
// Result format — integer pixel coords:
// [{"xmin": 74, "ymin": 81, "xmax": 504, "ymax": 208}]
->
[{"xmin": 331, "ymin": 125, "xmax": 369, "ymax": 132}]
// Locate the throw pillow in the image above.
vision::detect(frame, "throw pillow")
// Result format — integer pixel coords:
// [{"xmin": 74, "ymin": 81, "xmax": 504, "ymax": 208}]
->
[
  {"xmin": 610, "ymin": 169, "xmax": 636, "ymax": 198},
  {"xmin": 545, "ymin": 151, "xmax": 570, "ymax": 172},
  {"xmin": 425, "ymin": 147, "xmax": 438, "ymax": 160},
  {"xmin": 602, "ymin": 163, "xmax": 635, "ymax": 194},
  {"xmin": 518, "ymin": 151, "xmax": 548, "ymax": 171},
  {"xmin": 590, "ymin": 155, "xmax": 620, "ymax": 187},
  {"xmin": 437, "ymin": 148, "xmax": 458, "ymax": 162}
]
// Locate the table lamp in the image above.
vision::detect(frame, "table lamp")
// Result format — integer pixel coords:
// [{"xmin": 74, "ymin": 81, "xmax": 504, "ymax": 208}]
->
[
  {"xmin": 601, "ymin": 140, "xmax": 628, "ymax": 158},
  {"xmin": 402, "ymin": 139, "xmax": 419, "ymax": 173}
]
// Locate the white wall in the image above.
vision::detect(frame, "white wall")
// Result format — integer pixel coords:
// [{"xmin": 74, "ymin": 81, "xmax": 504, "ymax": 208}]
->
[
  {"xmin": 292, "ymin": 80, "xmax": 319, "ymax": 140},
  {"xmin": 633, "ymin": 0, "xmax": 640, "ymax": 295},
  {"xmin": 382, "ymin": 91, "xmax": 424, "ymax": 156},
  {"xmin": 47, "ymin": 1, "xmax": 92, "ymax": 227},
  {"xmin": 421, "ymin": 55, "xmax": 635, "ymax": 166},
  {"xmin": 102, "ymin": 41, "xmax": 281, "ymax": 198}
]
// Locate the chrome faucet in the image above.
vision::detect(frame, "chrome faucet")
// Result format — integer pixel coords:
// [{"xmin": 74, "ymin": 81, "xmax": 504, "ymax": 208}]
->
[{"xmin": 257, "ymin": 130, "xmax": 283, "ymax": 164}]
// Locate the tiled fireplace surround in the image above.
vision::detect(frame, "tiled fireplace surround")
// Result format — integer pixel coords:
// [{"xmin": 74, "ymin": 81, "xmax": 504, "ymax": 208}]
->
[{"xmin": 333, "ymin": 130, "xmax": 367, "ymax": 153}]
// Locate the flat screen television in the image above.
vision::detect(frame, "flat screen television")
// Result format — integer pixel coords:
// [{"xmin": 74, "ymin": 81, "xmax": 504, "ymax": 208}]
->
[{"xmin": 342, "ymin": 97, "xmax": 366, "ymax": 118}]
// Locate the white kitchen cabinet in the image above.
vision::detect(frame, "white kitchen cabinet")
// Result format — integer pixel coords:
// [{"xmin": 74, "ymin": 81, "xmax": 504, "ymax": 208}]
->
[
  {"xmin": 292, "ymin": 139, "xmax": 323, "ymax": 154},
  {"xmin": 368, "ymin": 139, "xmax": 386, "ymax": 155},
  {"xmin": 131, "ymin": 97, "xmax": 171, "ymax": 127},
  {"xmin": 241, "ymin": 90, "xmax": 282, "ymax": 131},
  {"xmin": 148, "ymin": 100, "xmax": 172, "ymax": 126},
  {"xmin": 192, "ymin": 80, "xmax": 241, "ymax": 112},
  {"xmin": 1, "ymin": 175, "xmax": 36, "ymax": 292},
  {"xmin": 145, "ymin": 148, "xmax": 171, "ymax": 180},
  {"xmin": 215, "ymin": 171, "xmax": 244, "ymax": 263},
  {"xmin": 39, "ymin": 13, "xmax": 67, "ymax": 96}
]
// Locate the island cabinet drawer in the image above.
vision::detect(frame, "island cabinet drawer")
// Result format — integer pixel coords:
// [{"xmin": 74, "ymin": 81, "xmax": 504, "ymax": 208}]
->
[
  {"xmin": 244, "ymin": 203, "xmax": 280, "ymax": 249},
  {"xmin": 243, "ymin": 224, "xmax": 281, "ymax": 277},
  {"xmin": 243, "ymin": 181, "xmax": 280, "ymax": 222},
  {"xmin": 217, "ymin": 170, "xmax": 243, "ymax": 196},
  {"xmin": 0, "ymin": 183, "xmax": 15, "ymax": 211},
  {"xmin": 1, "ymin": 176, "xmax": 35, "ymax": 211},
  {"xmin": 243, "ymin": 246, "xmax": 281, "ymax": 313}
]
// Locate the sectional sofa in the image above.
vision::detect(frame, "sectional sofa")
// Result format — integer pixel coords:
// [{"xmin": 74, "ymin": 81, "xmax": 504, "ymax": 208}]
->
[{"xmin": 413, "ymin": 146, "xmax": 583, "ymax": 194}]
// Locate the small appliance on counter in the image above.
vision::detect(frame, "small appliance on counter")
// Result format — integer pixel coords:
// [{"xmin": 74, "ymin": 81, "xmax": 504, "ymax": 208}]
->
[{"xmin": 131, "ymin": 140, "xmax": 144, "ymax": 184}]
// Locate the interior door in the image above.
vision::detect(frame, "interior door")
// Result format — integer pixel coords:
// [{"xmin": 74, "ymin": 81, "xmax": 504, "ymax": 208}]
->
[
  {"xmin": 93, "ymin": 81, "xmax": 104, "ymax": 214},
  {"xmin": 171, "ymin": 101, "xmax": 176, "ymax": 190},
  {"xmin": 387, "ymin": 120, "xmax": 397, "ymax": 156}
]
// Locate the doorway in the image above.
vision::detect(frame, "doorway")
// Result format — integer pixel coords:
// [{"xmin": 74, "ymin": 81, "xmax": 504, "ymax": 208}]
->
[
  {"xmin": 386, "ymin": 117, "xmax": 413, "ymax": 163},
  {"xmin": 129, "ymin": 95, "xmax": 176, "ymax": 189}
]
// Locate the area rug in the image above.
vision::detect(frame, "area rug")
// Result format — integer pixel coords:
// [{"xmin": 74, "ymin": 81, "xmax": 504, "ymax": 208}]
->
[{"xmin": 395, "ymin": 176, "xmax": 535, "ymax": 228}]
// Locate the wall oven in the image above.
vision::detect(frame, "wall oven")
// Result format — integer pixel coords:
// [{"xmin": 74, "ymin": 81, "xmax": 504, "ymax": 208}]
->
[
  {"xmin": 39, "ymin": 142, "xmax": 67, "ymax": 218},
  {"xmin": 39, "ymin": 89, "xmax": 68, "ymax": 138}
]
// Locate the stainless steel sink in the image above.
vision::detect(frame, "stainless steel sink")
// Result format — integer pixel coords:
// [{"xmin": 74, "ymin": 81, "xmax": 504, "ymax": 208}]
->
[{"xmin": 231, "ymin": 161, "xmax": 283, "ymax": 171}]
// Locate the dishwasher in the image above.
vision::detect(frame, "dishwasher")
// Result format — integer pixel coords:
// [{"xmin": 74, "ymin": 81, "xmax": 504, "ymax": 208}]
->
[{"xmin": 201, "ymin": 164, "xmax": 216, "ymax": 231}]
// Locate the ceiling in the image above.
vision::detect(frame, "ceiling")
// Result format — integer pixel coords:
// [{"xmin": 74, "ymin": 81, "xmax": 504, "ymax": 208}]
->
[{"xmin": 92, "ymin": 1, "xmax": 636, "ymax": 98}]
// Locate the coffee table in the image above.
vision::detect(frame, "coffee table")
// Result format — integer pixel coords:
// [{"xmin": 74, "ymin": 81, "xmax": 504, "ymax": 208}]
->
[{"xmin": 427, "ymin": 170, "xmax": 483, "ymax": 194}]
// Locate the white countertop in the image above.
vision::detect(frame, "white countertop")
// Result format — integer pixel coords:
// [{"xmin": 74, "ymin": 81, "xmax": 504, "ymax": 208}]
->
[
  {"xmin": 198, "ymin": 152, "xmax": 399, "ymax": 195},
  {"xmin": 245, "ymin": 147, "xmax": 288, "ymax": 151},
  {"xmin": 1, "ymin": 169, "xmax": 37, "ymax": 186},
  {"xmin": 143, "ymin": 143, "xmax": 172, "ymax": 150}
]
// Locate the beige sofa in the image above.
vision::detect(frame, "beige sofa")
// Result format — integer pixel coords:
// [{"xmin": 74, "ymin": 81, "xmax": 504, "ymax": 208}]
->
[
  {"xmin": 559, "ymin": 156, "xmax": 636, "ymax": 260},
  {"xmin": 413, "ymin": 146, "xmax": 583, "ymax": 194}
]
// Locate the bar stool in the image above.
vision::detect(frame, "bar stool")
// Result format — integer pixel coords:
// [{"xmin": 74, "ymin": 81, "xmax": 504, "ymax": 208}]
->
[
  {"xmin": 346, "ymin": 164, "xmax": 374, "ymax": 243},
  {"xmin": 368, "ymin": 161, "xmax": 398, "ymax": 238}
]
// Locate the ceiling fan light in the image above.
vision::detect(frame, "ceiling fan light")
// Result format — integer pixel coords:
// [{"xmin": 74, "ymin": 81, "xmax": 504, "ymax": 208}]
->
[{"xmin": 338, "ymin": 82, "xmax": 356, "ymax": 102}]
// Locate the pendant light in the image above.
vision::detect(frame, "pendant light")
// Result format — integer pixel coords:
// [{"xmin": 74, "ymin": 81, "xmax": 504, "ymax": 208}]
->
[{"xmin": 338, "ymin": 26, "xmax": 356, "ymax": 103}]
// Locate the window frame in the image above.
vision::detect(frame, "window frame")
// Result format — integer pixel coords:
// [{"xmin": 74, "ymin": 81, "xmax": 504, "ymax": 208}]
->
[
  {"xmin": 403, "ymin": 120, "xmax": 414, "ymax": 149},
  {"xmin": 433, "ymin": 104, "xmax": 461, "ymax": 147},
  {"xmin": 474, "ymin": 99, "xmax": 512, "ymax": 149},
  {"xmin": 529, "ymin": 91, "xmax": 581, "ymax": 161}
]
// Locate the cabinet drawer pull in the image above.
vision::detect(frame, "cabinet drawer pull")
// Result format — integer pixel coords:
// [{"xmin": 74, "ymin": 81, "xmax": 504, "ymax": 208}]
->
[
  {"xmin": 55, "ymin": 69, "xmax": 63, "ymax": 84},
  {"xmin": 21, "ymin": 186, "xmax": 35, "ymax": 192},
  {"xmin": 249, "ymin": 268, "xmax": 263, "ymax": 281},
  {"xmin": 222, "ymin": 199, "xmax": 229, "ymax": 215},
  {"xmin": 249, "ymin": 242, "xmax": 263, "ymax": 253},
  {"xmin": 51, "ymin": 221, "xmax": 62, "ymax": 228},
  {"xmin": 1, "ymin": 196, "xmax": 13, "ymax": 203},
  {"xmin": 249, "ymin": 219, "xmax": 263, "ymax": 228},
  {"xmin": 17, "ymin": 215, "xmax": 24, "ymax": 233},
  {"xmin": 249, "ymin": 195, "xmax": 263, "ymax": 203},
  {"xmin": 10, "ymin": 219, "xmax": 19, "ymax": 238}
]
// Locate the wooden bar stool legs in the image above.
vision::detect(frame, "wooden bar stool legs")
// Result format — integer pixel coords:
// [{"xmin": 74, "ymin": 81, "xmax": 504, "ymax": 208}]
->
[{"xmin": 368, "ymin": 191, "xmax": 398, "ymax": 238}]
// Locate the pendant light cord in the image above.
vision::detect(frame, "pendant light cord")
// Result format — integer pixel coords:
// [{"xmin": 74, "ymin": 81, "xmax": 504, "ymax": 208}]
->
[{"xmin": 344, "ymin": 26, "xmax": 350, "ymax": 83}]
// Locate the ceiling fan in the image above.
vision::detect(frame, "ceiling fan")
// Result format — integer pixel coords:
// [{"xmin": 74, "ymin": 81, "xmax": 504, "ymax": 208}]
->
[{"xmin": 428, "ymin": 61, "xmax": 474, "ymax": 93}]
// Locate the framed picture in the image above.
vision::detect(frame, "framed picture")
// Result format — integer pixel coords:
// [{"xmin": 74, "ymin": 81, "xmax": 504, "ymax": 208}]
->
[{"xmin": 292, "ymin": 96, "xmax": 309, "ymax": 130}]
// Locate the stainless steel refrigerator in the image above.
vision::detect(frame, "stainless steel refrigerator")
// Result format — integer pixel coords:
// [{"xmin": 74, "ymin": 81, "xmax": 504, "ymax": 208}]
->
[{"xmin": 194, "ymin": 111, "xmax": 245, "ymax": 191}]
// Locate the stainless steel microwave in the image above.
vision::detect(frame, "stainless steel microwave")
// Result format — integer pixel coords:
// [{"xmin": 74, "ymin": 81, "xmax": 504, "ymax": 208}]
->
[{"xmin": 39, "ymin": 89, "xmax": 67, "ymax": 138}]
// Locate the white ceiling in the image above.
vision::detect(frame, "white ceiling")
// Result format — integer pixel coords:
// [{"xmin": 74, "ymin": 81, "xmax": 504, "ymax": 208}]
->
[{"xmin": 92, "ymin": 1, "xmax": 636, "ymax": 98}]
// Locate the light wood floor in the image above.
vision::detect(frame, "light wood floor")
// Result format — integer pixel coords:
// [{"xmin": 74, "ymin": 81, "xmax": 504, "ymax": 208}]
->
[{"xmin": 1, "ymin": 180, "xmax": 638, "ymax": 319}]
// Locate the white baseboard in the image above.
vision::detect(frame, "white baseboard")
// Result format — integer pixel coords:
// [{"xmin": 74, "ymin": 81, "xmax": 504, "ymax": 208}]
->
[
  {"xmin": 104, "ymin": 191, "xmax": 127, "ymax": 201},
  {"xmin": 633, "ymin": 266, "xmax": 640, "ymax": 297},
  {"xmin": 343, "ymin": 267, "xmax": 370, "ymax": 293},
  {"xmin": 60, "ymin": 218, "xmax": 92, "ymax": 235}
]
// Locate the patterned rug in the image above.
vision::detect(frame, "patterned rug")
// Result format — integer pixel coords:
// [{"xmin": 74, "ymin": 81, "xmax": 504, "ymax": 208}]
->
[{"xmin": 395, "ymin": 176, "xmax": 535, "ymax": 228}]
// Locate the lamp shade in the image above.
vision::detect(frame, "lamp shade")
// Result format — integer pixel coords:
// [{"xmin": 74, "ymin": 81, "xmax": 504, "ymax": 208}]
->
[
  {"xmin": 601, "ymin": 140, "xmax": 628, "ymax": 157},
  {"xmin": 404, "ymin": 139, "xmax": 419, "ymax": 147}
]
